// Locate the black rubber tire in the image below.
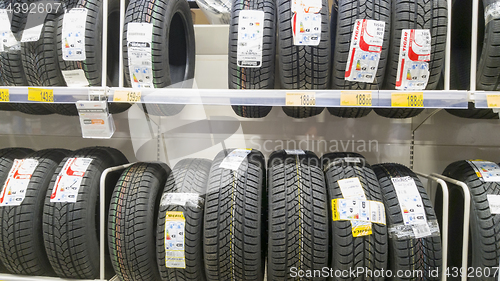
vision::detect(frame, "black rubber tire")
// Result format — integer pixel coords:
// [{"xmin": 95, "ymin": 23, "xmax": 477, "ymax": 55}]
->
[
  {"xmin": 108, "ymin": 162, "xmax": 171, "ymax": 281},
  {"xmin": 477, "ymin": 0, "xmax": 500, "ymax": 91},
  {"xmin": 0, "ymin": 149, "xmax": 69, "ymax": 276},
  {"xmin": 0, "ymin": 0, "xmax": 28, "ymax": 87},
  {"xmin": 267, "ymin": 150, "xmax": 329, "ymax": 280},
  {"xmin": 42, "ymin": 147, "xmax": 128, "ymax": 279},
  {"xmin": 0, "ymin": 148, "xmax": 34, "ymax": 159},
  {"xmin": 228, "ymin": 0, "xmax": 275, "ymax": 118},
  {"xmin": 277, "ymin": 0, "xmax": 330, "ymax": 118},
  {"xmin": 156, "ymin": 158, "xmax": 211, "ymax": 281},
  {"xmin": 328, "ymin": 0, "xmax": 391, "ymax": 118},
  {"xmin": 123, "ymin": 0, "xmax": 195, "ymax": 116},
  {"xmin": 50, "ymin": 0, "xmax": 131, "ymax": 116},
  {"xmin": 203, "ymin": 149, "xmax": 266, "ymax": 281},
  {"xmin": 373, "ymin": 163, "xmax": 442, "ymax": 280},
  {"xmin": 435, "ymin": 160, "xmax": 500, "ymax": 281},
  {"xmin": 376, "ymin": 0, "xmax": 447, "ymax": 119},
  {"xmin": 321, "ymin": 152, "xmax": 388, "ymax": 280}
]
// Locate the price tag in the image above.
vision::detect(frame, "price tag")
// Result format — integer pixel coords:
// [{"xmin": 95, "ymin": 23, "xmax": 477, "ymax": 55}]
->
[
  {"xmin": 113, "ymin": 90, "xmax": 141, "ymax": 103},
  {"xmin": 285, "ymin": 92, "xmax": 316, "ymax": 106},
  {"xmin": 391, "ymin": 92, "xmax": 424, "ymax": 107},
  {"xmin": 486, "ymin": 94, "xmax": 500, "ymax": 108},
  {"xmin": 340, "ymin": 91, "xmax": 372, "ymax": 106},
  {"xmin": 0, "ymin": 89, "xmax": 9, "ymax": 102},
  {"xmin": 28, "ymin": 88, "xmax": 54, "ymax": 103}
]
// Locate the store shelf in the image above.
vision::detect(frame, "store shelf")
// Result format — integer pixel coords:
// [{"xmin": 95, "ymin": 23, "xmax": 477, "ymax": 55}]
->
[
  {"xmin": 2, "ymin": 87, "xmax": 469, "ymax": 109},
  {"xmin": 474, "ymin": 91, "xmax": 500, "ymax": 109}
]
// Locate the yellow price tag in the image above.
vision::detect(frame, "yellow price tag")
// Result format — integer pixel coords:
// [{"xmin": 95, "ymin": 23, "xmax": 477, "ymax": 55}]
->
[
  {"xmin": 165, "ymin": 211, "xmax": 185, "ymax": 221},
  {"xmin": 340, "ymin": 91, "xmax": 372, "ymax": 106},
  {"xmin": 0, "ymin": 89, "xmax": 9, "ymax": 102},
  {"xmin": 113, "ymin": 90, "xmax": 141, "ymax": 103},
  {"xmin": 28, "ymin": 88, "xmax": 54, "ymax": 103},
  {"xmin": 486, "ymin": 94, "xmax": 500, "ymax": 108},
  {"xmin": 391, "ymin": 92, "xmax": 424, "ymax": 107},
  {"xmin": 285, "ymin": 92, "xmax": 316, "ymax": 106}
]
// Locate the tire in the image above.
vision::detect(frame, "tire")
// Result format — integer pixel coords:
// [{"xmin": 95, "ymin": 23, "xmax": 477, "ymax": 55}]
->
[
  {"xmin": 43, "ymin": 147, "xmax": 128, "ymax": 279},
  {"xmin": 0, "ymin": 149, "xmax": 69, "ymax": 276},
  {"xmin": 372, "ymin": 163, "xmax": 442, "ymax": 280},
  {"xmin": 435, "ymin": 160, "xmax": 500, "ymax": 281},
  {"xmin": 124, "ymin": 0, "xmax": 195, "ymax": 116},
  {"xmin": 228, "ymin": 0, "xmax": 275, "ymax": 118},
  {"xmin": 321, "ymin": 152, "xmax": 388, "ymax": 280},
  {"xmin": 328, "ymin": 0, "xmax": 391, "ymax": 118},
  {"xmin": 267, "ymin": 150, "xmax": 329, "ymax": 280},
  {"xmin": 203, "ymin": 149, "xmax": 266, "ymax": 281},
  {"xmin": 277, "ymin": 0, "xmax": 330, "ymax": 118},
  {"xmin": 156, "ymin": 158, "xmax": 211, "ymax": 281},
  {"xmin": 50, "ymin": 0, "xmax": 131, "ymax": 116},
  {"xmin": 109, "ymin": 162, "xmax": 171, "ymax": 281},
  {"xmin": 0, "ymin": 0, "xmax": 28, "ymax": 87},
  {"xmin": 376, "ymin": 0, "xmax": 447, "ymax": 119}
]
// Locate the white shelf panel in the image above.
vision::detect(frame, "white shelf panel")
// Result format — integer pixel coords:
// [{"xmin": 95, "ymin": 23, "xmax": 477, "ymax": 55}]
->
[
  {"xmin": 4, "ymin": 87, "xmax": 106, "ymax": 104},
  {"xmin": 474, "ymin": 91, "xmax": 500, "ymax": 109}
]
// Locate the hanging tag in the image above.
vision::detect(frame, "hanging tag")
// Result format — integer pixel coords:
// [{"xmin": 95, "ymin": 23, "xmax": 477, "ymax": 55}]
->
[
  {"xmin": 50, "ymin": 158, "xmax": 93, "ymax": 203},
  {"xmin": 127, "ymin": 23, "xmax": 154, "ymax": 88},
  {"xmin": 395, "ymin": 29, "xmax": 431, "ymax": 90},
  {"xmin": 219, "ymin": 149, "xmax": 252, "ymax": 171},
  {"xmin": 21, "ymin": 12, "xmax": 48, "ymax": 42},
  {"xmin": 164, "ymin": 211, "xmax": 186, "ymax": 268},
  {"xmin": 345, "ymin": 19, "xmax": 385, "ymax": 83},
  {"xmin": 392, "ymin": 176, "xmax": 428, "ymax": 226},
  {"xmin": 61, "ymin": 8, "xmax": 87, "ymax": 61},
  {"xmin": 76, "ymin": 100, "xmax": 115, "ymax": 139},
  {"xmin": 62, "ymin": 69, "xmax": 89, "ymax": 87},
  {"xmin": 0, "ymin": 159, "xmax": 39, "ymax": 206},
  {"xmin": 237, "ymin": 10, "xmax": 264, "ymax": 67}
]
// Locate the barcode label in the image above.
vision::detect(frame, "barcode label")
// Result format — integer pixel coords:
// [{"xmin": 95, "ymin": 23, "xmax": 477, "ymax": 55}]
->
[{"xmin": 411, "ymin": 224, "xmax": 432, "ymax": 239}]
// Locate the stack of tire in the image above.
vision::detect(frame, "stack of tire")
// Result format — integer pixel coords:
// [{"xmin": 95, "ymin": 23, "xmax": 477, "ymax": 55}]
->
[
  {"xmin": 0, "ymin": 0, "xmax": 131, "ymax": 115},
  {"xmin": 228, "ymin": 0, "xmax": 448, "ymax": 119},
  {"xmin": 0, "ymin": 146, "xmax": 128, "ymax": 278}
]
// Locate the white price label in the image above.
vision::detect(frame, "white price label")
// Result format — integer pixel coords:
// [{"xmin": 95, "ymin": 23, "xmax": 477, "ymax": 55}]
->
[
  {"xmin": 337, "ymin": 177, "xmax": 367, "ymax": 200},
  {"xmin": 487, "ymin": 194, "xmax": 500, "ymax": 214},
  {"xmin": 395, "ymin": 29, "xmax": 431, "ymax": 90},
  {"xmin": 370, "ymin": 201, "xmax": 386, "ymax": 225},
  {"xmin": 292, "ymin": 12, "xmax": 321, "ymax": 46},
  {"xmin": 411, "ymin": 223, "xmax": 432, "ymax": 239},
  {"xmin": 160, "ymin": 193, "xmax": 203, "ymax": 208},
  {"xmin": 127, "ymin": 22, "xmax": 153, "ymax": 43},
  {"xmin": 236, "ymin": 10, "xmax": 264, "ymax": 68},
  {"xmin": 392, "ymin": 176, "xmax": 427, "ymax": 226},
  {"xmin": 0, "ymin": 159, "xmax": 39, "ymax": 206},
  {"xmin": 165, "ymin": 211, "xmax": 186, "ymax": 268},
  {"xmin": 291, "ymin": 0, "xmax": 322, "ymax": 13},
  {"xmin": 345, "ymin": 19, "xmax": 385, "ymax": 83},
  {"xmin": 50, "ymin": 158, "xmax": 93, "ymax": 203},
  {"xmin": 0, "ymin": 10, "xmax": 17, "ymax": 50},
  {"xmin": 61, "ymin": 8, "xmax": 87, "ymax": 61},
  {"xmin": 21, "ymin": 13, "xmax": 47, "ymax": 42},
  {"xmin": 219, "ymin": 149, "xmax": 252, "ymax": 171},
  {"xmin": 468, "ymin": 160, "xmax": 500, "ymax": 182},
  {"xmin": 62, "ymin": 69, "xmax": 89, "ymax": 87},
  {"xmin": 284, "ymin": 149, "xmax": 305, "ymax": 155}
]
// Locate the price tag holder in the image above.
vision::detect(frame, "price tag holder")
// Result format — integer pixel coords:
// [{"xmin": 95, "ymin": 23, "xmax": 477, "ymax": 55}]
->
[
  {"xmin": 76, "ymin": 101, "xmax": 115, "ymax": 139},
  {"xmin": 391, "ymin": 92, "xmax": 424, "ymax": 108},
  {"xmin": 486, "ymin": 94, "xmax": 500, "ymax": 108},
  {"xmin": 340, "ymin": 91, "xmax": 372, "ymax": 106},
  {"xmin": 113, "ymin": 90, "xmax": 142, "ymax": 103},
  {"xmin": 285, "ymin": 92, "xmax": 316, "ymax": 106},
  {"xmin": 28, "ymin": 88, "xmax": 54, "ymax": 103},
  {"xmin": 0, "ymin": 89, "xmax": 9, "ymax": 102}
]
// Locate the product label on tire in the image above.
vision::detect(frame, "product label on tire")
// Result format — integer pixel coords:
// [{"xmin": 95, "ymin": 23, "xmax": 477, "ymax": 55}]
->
[
  {"xmin": 160, "ymin": 193, "xmax": 204, "ymax": 209},
  {"xmin": 50, "ymin": 158, "xmax": 93, "ymax": 203},
  {"xmin": 164, "ymin": 211, "xmax": 186, "ymax": 268},
  {"xmin": 485, "ymin": 1, "xmax": 500, "ymax": 26},
  {"xmin": 345, "ymin": 19, "xmax": 385, "ymax": 83},
  {"xmin": 0, "ymin": 10, "xmax": 18, "ymax": 51},
  {"xmin": 395, "ymin": 29, "xmax": 431, "ymax": 90},
  {"xmin": 0, "ymin": 159, "xmax": 39, "ymax": 206},
  {"xmin": 487, "ymin": 194, "xmax": 500, "ymax": 214},
  {"xmin": 285, "ymin": 149, "xmax": 305, "ymax": 155},
  {"xmin": 127, "ymin": 23, "xmax": 154, "ymax": 88},
  {"xmin": 337, "ymin": 177, "xmax": 367, "ymax": 200},
  {"xmin": 62, "ymin": 69, "xmax": 89, "ymax": 87},
  {"xmin": 20, "ymin": 12, "xmax": 47, "ymax": 42},
  {"xmin": 292, "ymin": 12, "xmax": 321, "ymax": 45},
  {"xmin": 61, "ymin": 8, "xmax": 87, "ymax": 61},
  {"xmin": 392, "ymin": 176, "xmax": 427, "ymax": 225},
  {"xmin": 467, "ymin": 160, "xmax": 500, "ymax": 182},
  {"xmin": 219, "ymin": 149, "xmax": 252, "ymax": 171},
  {"xmin": 236, "ymin": 10, "xmax": 264, "ymax": 68}
]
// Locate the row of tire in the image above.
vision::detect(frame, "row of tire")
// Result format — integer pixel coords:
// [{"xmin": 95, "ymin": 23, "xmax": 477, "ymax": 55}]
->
[
  {"xmin": 0, "ymin": 146, "xmax": 499, "ymax": 280},
  {"xmin": 1, "ymin": 0, "xmax": 499, "ymax": 120}
]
